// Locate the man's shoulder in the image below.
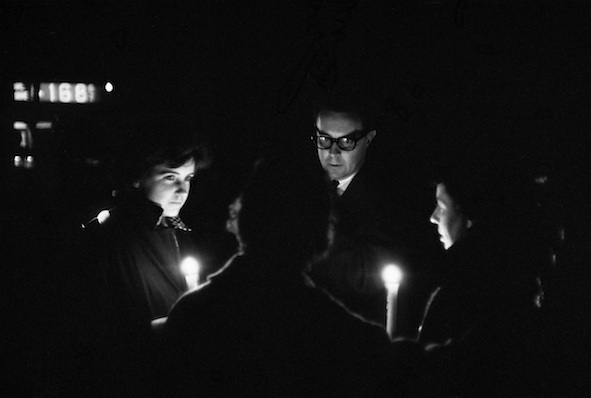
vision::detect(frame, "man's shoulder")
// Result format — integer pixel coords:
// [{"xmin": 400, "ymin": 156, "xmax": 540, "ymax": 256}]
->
[
  {"xmin": 174, "ymin": 279, "xmax": 217, "ymax": 306},
  {"xmin": 345, "ymin": 166, "xmax": 392, "ymax": 201},
  {"xmin": 165, "ymin": 278, "xmax": 238, "ymax": 344},
  {"xmin": 301, "ymin": 284, "xmax": 390, "ymax": 336}
]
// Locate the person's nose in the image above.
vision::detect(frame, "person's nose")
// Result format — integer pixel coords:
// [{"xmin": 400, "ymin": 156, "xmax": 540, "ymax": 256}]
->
[
  {"xmin": 175, "ymin": 180, "xmax": 190, "ymax": 194},
  {"xmin": 429, "ymin": 209, "xmax": 439, "ymax": 224},
  {"xmin": 328, "ymin": 141, "xmax": 341, "ymax": 155}
]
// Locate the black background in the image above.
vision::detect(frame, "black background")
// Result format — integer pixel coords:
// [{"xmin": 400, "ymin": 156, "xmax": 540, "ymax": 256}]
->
[
  {"xmin": 2, "ymin": 1, "xmax": 589, "ymax": 223},
  {"xmin": 1, "ymin": 1, "xmax": 590, "ymax": 395}
]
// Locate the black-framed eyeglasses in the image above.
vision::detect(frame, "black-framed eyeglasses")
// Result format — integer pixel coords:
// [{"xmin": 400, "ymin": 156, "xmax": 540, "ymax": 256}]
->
[{"xmin": 311, "ymin": 128, "xmax": 371, "ymax": 151}]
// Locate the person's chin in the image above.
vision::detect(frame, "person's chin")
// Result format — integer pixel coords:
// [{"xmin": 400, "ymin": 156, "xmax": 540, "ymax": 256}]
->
[
  {"xmin": 440, "ymin": 236, "xmax": 452, "ymax": 250},
  {"xmin": 163, "ymin": 205, "xmax": 182, "ymax": 217},
  {"xmin": 323, "ymin": 164, "xmax": 341, "ymax": 177},
  {"xmin": 327, "ymin": 169, "xmax": 344, "ymax": 180}
]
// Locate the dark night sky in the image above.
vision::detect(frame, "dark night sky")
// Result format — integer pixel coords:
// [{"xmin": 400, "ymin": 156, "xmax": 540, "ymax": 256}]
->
[{"xmin": 2, "ymin": 0, "xmax": 590, "ymax": 240}]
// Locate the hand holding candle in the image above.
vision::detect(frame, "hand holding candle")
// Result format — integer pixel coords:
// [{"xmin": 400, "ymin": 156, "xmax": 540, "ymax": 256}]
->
[
  {"xmin": 181, "ymin": 257, "xmax": 200, "ymax": 291},
  {"xmin": 381, "ymin": 264, "xmax": 403, "ymax": 339}
]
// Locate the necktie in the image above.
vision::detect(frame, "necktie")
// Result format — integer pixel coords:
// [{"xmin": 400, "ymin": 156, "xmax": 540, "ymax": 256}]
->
[
  {"xmin": 331, "ymin": 180, "xmax": 343, "ymax": 197},
  {"xmin": 331, "ymin": 180, "xmax": 342, "ymax": 198}
]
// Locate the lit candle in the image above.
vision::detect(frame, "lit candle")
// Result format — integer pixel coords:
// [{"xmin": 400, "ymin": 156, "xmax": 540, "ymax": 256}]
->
[
  {"xmin": 181, "ymin": 257, "xmax": 200, "ymax": 291},
  {"xmin": 382, "ymin": 264, "xmax": 403, "ymax": 339}
]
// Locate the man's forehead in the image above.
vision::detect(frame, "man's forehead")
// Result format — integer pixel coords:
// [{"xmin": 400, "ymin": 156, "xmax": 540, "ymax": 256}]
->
[{"xmin": 316, "ymin": 112, "xmax": 363, "ymax": 133}]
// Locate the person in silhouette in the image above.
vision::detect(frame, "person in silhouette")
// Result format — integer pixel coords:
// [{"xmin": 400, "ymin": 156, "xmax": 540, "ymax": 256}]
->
[
  {"xmin": 419, "ymin": 156, "xmax": 544, "ymax": 397},
  {"xmin": 161, "ymin": 154, "xmax": 404, "ymax": 397}
]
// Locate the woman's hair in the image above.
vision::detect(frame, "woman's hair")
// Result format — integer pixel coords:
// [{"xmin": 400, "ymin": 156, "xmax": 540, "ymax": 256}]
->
[
  {"xmin": 432, "ymin": 155, "xmax": 507, "ymax": 223},
  {"xmin": 111, "ymin": 112, "xmax": 212, "ymax": 188}
]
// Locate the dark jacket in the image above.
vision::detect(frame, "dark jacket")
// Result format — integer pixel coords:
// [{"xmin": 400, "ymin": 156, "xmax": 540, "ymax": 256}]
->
[
  {"xmin": 308, "ymin": 165, "xmax": 406, "ymax": 325},
  {"xmin": 161, "ymin": 254, "xmax": 401, "ymax": 397},
  {"xmin": 86, "ymin": 194, "xmax": 195, "ymax": 341},
  {"xmin": 76, "ymin": 194, "xmax": 199, "ymax": 396},
  {"xmin": 418, "ymin": 223, "xmax": 544, "ymax": 397}
]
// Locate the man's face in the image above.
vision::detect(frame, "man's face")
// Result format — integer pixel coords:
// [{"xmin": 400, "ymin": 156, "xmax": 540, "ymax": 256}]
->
[
  {"xmin": 140, "ymin": 159, "xmax": 196, "ymax": 217},
  {"xmin": 315, "ymin": 112, "xmax": 376, "ymax": 181},
  {"xmin": 430, "ymin": 183, "xmax": 470, "ymax": 250}
]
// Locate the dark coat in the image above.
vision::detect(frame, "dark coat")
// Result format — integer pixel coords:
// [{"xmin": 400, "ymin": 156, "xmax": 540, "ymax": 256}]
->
[
  {"xmin": 161, "ymin": 254, "xmax": 401, "ymax": 397},
  {"xmin": 418, "ymin": 223, "xmax": 544, "ymax": 397},
  {"xmin": 77, "ymin": 194, "xmax": 199, "ymax": 396},
  {"xmin": 85, "ymin": 195, "xmax": 199, "ymax": 342},
  {"xmin": 308, "ymin": 165, "xmax": 406, "ymax": 325}
]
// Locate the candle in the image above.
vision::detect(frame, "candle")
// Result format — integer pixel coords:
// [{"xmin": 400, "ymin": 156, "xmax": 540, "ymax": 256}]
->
[
  {"xmin": 181, "ymin": 256, "xmax": 200, "ymax": 291},
  {"xmin": 381, "ymin": 264, "xmax": 403, "ymax": 339}
]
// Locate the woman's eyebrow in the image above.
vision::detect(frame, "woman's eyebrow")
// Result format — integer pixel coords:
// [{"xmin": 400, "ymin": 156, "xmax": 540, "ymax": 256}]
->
[{"xmin": 155, "ymin": 167, "xmax": 180, "ymax": 175}]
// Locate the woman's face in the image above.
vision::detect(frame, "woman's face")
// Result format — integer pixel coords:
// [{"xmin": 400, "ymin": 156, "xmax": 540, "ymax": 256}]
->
[
  {"xmin": 430, "ymin": 183, "xmax": 471, "ymax": 250},
  {"xmin": 140, "ymin": 159, "xmax": 196, "ymax": 217}
]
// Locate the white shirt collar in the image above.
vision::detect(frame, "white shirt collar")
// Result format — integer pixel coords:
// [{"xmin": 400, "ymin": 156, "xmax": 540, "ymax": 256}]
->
[{"xmin": 335, "ymin": 172, "xmax": 357, "ymax": 196}]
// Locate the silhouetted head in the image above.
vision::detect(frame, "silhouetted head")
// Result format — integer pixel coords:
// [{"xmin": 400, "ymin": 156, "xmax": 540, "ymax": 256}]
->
[{"xmin": 231, "ymin": 155, "xmax": 334, "ymax": 269}]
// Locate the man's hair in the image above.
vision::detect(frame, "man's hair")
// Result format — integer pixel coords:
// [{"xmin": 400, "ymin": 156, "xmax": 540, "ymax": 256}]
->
[
  {"xmin": 235, "ymin": 154, "xmax": 333, "ymax": 268},
  {"xmin": 315, "ymin": 98, "xmax": 376, "ymax": 132},
  {"xmin": 112, "ymin": 113, "xmax": 212, "ymax": 187}
]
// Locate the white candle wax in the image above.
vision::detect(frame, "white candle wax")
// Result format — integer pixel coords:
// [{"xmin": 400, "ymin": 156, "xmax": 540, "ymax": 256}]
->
[
  {"xmin": 185, "ymin": 274, "xmax": 199, "ymax": 291},
  {"xmin": 385, "ymin": 284, "xmax": 400, "ymax": 338},
  {"xmin": 381, "ymin": 264, "xmax": 403, "ymax": 339}
]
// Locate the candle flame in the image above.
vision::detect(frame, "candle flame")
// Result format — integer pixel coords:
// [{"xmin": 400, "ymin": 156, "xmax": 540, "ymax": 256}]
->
[
  {"xmin": 382, "ymin": 264, "xmax": 403, "ymax": 286},
  {"xmin": 181, "ymin": 257, "xmax": 200, "ymax": 276}
]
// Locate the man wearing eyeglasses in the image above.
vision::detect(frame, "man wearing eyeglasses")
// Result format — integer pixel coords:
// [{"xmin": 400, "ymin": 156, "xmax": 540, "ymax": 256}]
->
[
  {"xmin": 309, "ymin": 105, "xmax": 405, "ymax": 327},
  {"xmin": 314, "ymin": 108, "xmax": 377, "ymax": 193}
]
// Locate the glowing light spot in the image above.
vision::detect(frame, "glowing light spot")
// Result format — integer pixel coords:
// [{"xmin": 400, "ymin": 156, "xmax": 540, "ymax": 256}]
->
[
  {"xmin": 13, "ymin": 121, "xmax": 27, "ymax": 130},
  {"xmin": 181, "ymin": 257, "xmax": 200, "ymax": 276},
  {"xmin": 24, "ymin": 156, "xmax": 34, "ymax": 168},
  {"xmin": 381, "ymin": 264, "xmax": 403, "ymax": 286},
  {"xmin": 14, "ymin": 155, "xmax": 23, "ymax": 167},
  {"xmin": 382, "ymin": 264, "xmax": 403, "ymax": 338},
  {"xmin": 13, "ymin": 82, "xmax": 30, "ymax": 101},
  {"xmin": 36, "ymin": 121, "xmax": 53, "ymax": 130},
  {"xmin": 97, "ymin": 210, "xmax": 110, "ymax": 224},
  {"xmin": 104, "ymin": 82, "xmax": 114, "ymax": 93},
  {"xmin": 85, "ymin": 158, "xmax": 101, "ymax": 166},
  {"xmin": 534, "ymin": 175, "xmax": 548, "ymax": 185}
]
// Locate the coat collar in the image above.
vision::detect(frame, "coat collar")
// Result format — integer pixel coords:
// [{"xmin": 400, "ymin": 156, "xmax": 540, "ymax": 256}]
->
[{"xmin": 109, "ymin": 193, "xmax": 190, "ymax": 231}]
